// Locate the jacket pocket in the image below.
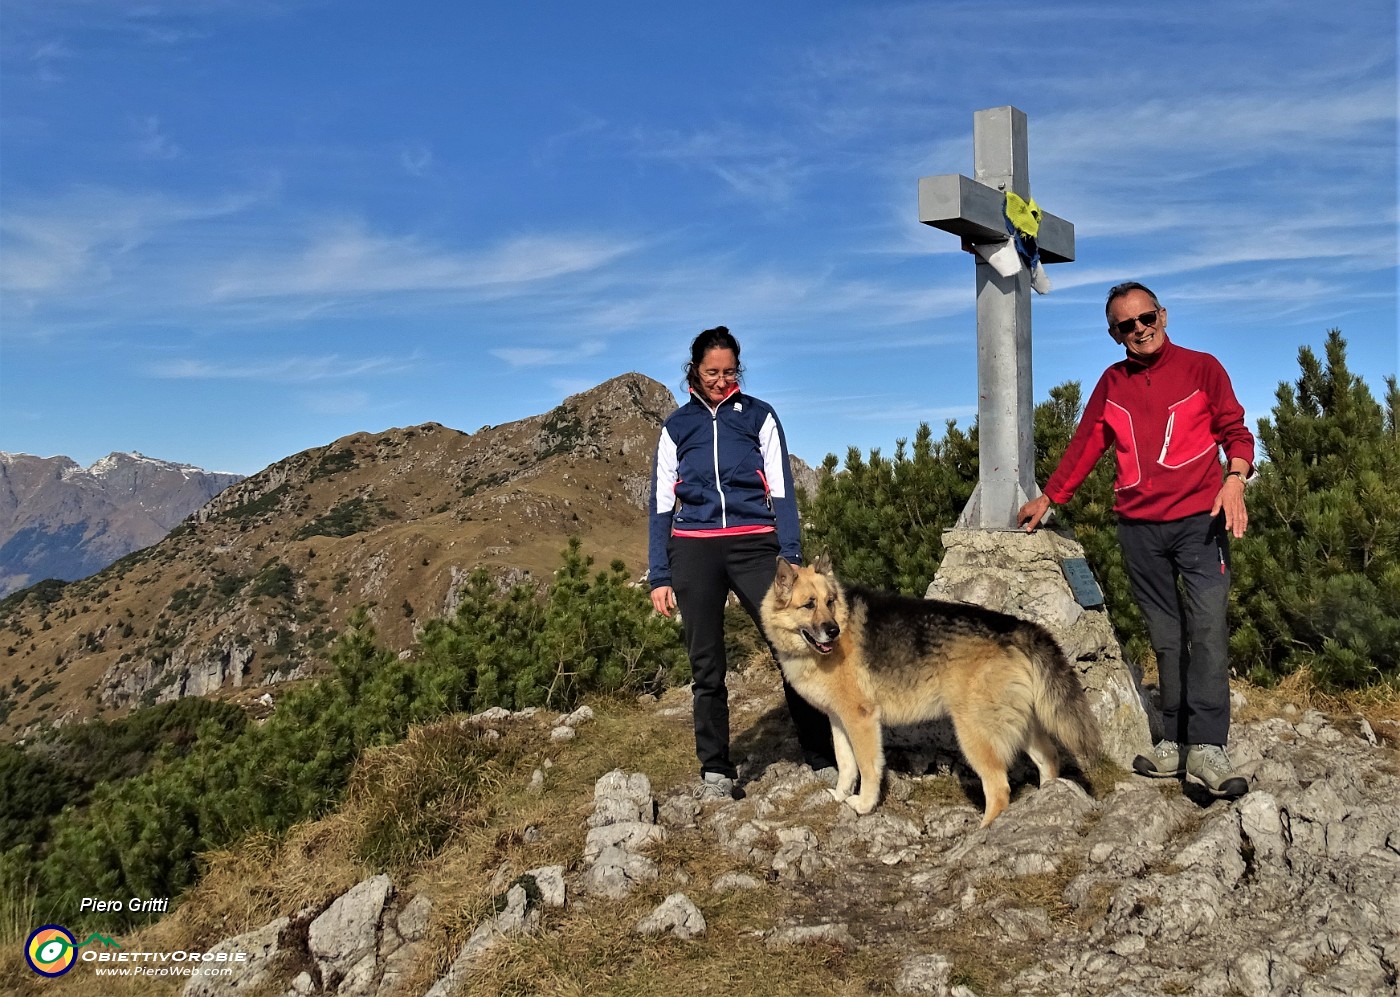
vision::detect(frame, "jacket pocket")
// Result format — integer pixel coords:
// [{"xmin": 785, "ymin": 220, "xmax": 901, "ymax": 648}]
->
[{"xmin": 1158, "ymin": 390, "xmax": 1217, "ymax": 468}]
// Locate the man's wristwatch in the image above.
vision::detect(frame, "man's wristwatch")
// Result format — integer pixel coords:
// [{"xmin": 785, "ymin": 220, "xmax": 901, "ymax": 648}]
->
[{"xmin": 1223, "ymin": 470, "xmax": 1246, "ymax": 483}]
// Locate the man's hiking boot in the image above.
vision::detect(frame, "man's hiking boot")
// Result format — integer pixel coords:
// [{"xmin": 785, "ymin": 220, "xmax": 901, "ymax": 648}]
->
[
  {"xmin": 1133, "ymin": 739, "xmax": 1186, "ymax": 778},
  {"xmin": 1186, "ymin": 744, "xmax": 1249, "ymax": 798}
]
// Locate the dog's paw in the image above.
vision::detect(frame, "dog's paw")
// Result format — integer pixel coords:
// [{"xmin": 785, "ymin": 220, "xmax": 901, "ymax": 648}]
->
[
  {"xmin": 846, "ymin": 795, "xmax": 877, "ymax": 816},
  {"xmin": 826, "ymin": 787, "xmax": 849, "ymax": 803}
]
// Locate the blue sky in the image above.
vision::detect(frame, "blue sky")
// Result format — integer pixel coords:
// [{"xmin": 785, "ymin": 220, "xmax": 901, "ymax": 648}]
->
[{"xmin": 2, "ymin": 1, "xmax": 1396, "ymax": 476}]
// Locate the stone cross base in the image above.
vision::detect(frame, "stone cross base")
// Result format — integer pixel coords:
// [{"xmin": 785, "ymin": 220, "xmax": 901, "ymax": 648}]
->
[{"xmin": 918, "ymin": 528, "xmax": 1154, "ymax": 769}]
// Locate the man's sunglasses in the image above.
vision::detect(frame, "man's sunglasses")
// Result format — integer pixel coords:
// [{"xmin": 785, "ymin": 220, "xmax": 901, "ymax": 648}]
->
[{"xmin": 1111, "ymin": 310, "xmax": 1160, "ymax": 337}]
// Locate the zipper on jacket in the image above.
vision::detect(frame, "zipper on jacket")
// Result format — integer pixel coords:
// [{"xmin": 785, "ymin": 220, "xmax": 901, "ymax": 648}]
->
[
  {"xmin": 1158, "ymin": 411, "xmax": 1175, "ymax": 464},
  {"xmin": 1139, "ymin": 365, "xmax": 1153, "ymax": 491},
  {"xmin": 710, "ymin": 409, "xmax": 727, "ymax": 527}
]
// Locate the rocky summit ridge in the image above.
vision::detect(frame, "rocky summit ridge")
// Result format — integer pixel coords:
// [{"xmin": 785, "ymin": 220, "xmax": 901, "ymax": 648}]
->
[{"xmin": 0, "ymin": 373, "xmax": 681, "ymax": 738}]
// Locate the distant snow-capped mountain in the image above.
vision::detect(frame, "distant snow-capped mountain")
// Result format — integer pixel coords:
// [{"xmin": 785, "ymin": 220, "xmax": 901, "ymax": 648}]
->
[{"xmin": 0, "ymin": 451, "xmax": 244, "ymax": 598}]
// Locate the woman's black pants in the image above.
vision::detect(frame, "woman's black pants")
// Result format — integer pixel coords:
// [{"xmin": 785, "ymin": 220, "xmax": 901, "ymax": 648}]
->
[{"xmin": 669, "ymin": 533, "xmax": 835, "ymax": 780}]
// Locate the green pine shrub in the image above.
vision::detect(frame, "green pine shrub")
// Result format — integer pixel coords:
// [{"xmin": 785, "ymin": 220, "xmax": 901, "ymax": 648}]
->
[
  {"xmin": 801, "ymin": 420, "xmax": 977, "ymax": 595},
  {"xmin": 1230, "ymin": 331, "xmax": 1399, "ymax": 689}
]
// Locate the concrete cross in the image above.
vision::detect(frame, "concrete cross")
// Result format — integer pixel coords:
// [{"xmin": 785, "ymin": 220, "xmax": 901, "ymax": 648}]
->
[{"xmin": 919, "ymin": 106, "xmax": 1075, "ymax": 530}]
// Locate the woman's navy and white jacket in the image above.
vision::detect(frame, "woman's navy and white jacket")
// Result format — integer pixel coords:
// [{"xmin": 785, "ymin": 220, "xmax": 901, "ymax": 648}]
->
[{"xmin": 648, "ymin": 386, "xmax": 802, "ymax": 589}]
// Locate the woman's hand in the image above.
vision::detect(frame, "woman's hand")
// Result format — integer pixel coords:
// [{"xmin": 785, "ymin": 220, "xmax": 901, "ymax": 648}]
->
[{"xmin": 650, "ymin": 585, "xmax": 677, "ymax": 618}]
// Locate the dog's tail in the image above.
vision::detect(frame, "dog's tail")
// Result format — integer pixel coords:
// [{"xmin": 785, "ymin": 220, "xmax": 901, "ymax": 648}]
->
[{"xmin": 1015, "ymin": 625, "xmax": 1102, "ymax": 762}]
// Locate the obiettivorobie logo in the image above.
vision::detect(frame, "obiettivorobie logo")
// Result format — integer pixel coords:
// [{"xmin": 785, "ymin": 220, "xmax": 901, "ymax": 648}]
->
[
  {"xmin": 24, "ymin": 922, "xmax": 248, "ymax": 980},
  {"xmin": 24, "ymin": 924, "xmax": 121, "ymax": 977}
]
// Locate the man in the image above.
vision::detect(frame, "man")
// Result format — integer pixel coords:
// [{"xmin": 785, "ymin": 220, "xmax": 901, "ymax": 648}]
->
[{"xmin": 1017, "ymin": 281, "xmax": 1253, "ymax": 798}]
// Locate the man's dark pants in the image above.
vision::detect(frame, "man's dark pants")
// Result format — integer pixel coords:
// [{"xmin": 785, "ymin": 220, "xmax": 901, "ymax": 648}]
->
[
  {"xmin": 668, "ymin": 533, "xmax": 835, "ymax": 780},
  {"xmin": 1117, "ymin": 511, "xmax": 1232, "ymax": 746}
]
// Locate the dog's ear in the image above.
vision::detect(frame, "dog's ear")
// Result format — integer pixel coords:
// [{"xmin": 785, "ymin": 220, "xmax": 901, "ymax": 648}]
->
[
  {"xmin": 772, "ymin": 557, "xmax": 797, "ymax": 599},
  {"xmin": 813, "ymin": 552, "xmax": 833, "ymax": 576}
]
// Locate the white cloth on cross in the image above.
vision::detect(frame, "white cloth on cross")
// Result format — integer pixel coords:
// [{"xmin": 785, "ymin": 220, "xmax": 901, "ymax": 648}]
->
[
  {"xmin": 972, "ymin": 239, "xmax": 1022, "ymax": 278},
  {"xmin": 970, "ymin": 193, "xmax": 1053, "ymax": 294},
  {"xmin": 971, "ymin": 241, "xmax": 1052, "ymax": 294}
]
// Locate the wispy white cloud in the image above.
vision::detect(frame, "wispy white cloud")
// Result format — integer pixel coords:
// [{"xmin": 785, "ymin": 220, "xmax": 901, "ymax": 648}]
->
[
  {"xmin": 763, "ymin": 5, "xmax": 1395, "ymax": 245},
  {"xmin": 300, "ymin": 390, "xmax": 373, "ymax": 416},
  {"xmin": 146, "ymin": 353, "xmax": 419, "ymax": 382},
  {"xmin": 399, "ymin": 144, "xmax": 433, "ymax": 177},
  {"xmin": 135, "ymin": 115, "xmax": 180, "ymax": 160},
  {"xmin": 491, "ymin": 340, "xmax": 606, "ymax": 368},
  {"xmin": 534, "ymin": 111, "xmax": 610, "ymax": 169},
  {"xmin": 2, "ymin": 0, "xmax": 292, "ymax": 42},
  {"xmin": 549, "ymin": 377, "xmax": 610, "ymax": 400},
  {"xmin": 628, "ymin": 123, "xmax": 810, "ymax": 205},
  {"xmin": 0, "ymin": 185, "xmax": 262, "ymax": 294},
  {"xmin": 565, "ymin": 260, "xmax": 973, "ymax": 338},
  {"xmin": 0, "ymin": 183, "xmax": 648, "ymax": 332},
  {"xmin": 27, "ymin": 40, "xmax": 73, "ymax": 83},
  {"xmin": 208, "ymin": 226, "xmax": 642, "ymax": 302},
  {"xmin": 863, "ymin": 80, "xmax": 1396, "ymax": 316}
]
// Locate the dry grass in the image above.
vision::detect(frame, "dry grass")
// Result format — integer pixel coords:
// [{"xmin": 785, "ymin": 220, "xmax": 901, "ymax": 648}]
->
[
  {"xmin": 1070, "ymin": 876, "xmax": 1122, "ymax": 933},
  {"xmin": 340, "ymin": 695, "xmax": 713, "ymax": 997},
  {"xmin": 1083, "ymin": 753, "xmax": 1130, "ymax": 798},
  {"xmin": 899, "ymin": 771, "xmax": 973, "ymax": 811},
  {"xmin": 346, "ymin": 722, "xmax": 516, "ymax": 871},
  {"xmin": 452, "ymin": 904, "xmax": 899, "ymax": 997},
  {"xmin": 1234, "ymin": 670, "xmax": 1400, "ymax": 737},
  {"xmin": 995, "ymin": 858, "xmax": 1083, "ymax": 914},
  {"xmin": 172, "ymin": 822, "xmax": 368, "ymax": 947}
]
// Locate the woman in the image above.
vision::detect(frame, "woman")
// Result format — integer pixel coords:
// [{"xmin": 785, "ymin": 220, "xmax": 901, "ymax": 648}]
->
[{"xmin": 648, "ymin": 325, "xmax": 835, "ymax": 801}]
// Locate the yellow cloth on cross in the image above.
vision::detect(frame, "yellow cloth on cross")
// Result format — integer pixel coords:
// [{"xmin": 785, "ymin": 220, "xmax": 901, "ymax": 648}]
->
[
  {"xmin": 1001, "ymin": 191, "xmax": 1052, "ymax": 294},
  {"xmin": 1003, "ymin": 192, "xmax": 1041, "ymax": 238}
]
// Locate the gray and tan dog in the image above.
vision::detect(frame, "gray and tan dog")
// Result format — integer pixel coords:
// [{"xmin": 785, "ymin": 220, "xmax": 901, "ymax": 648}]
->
[{"xmin": 761, "ymin": 556, "xmax": 1101, "ymax": 825}]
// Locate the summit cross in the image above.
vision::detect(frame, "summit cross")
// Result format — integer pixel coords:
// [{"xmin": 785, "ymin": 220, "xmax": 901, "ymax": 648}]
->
[{"xmin": 919, "ymin": 105, "xmax": 1075, "ymax": 530}]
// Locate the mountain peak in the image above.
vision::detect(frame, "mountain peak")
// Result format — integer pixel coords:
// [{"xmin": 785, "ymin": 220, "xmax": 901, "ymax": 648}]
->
[
  {"xmin": 0, "ymin": 452, "xmax": 246, "ymax": 599},
  {"xmin": 88, "ymin": 451, "xmax": 196, "ymax": 475}
]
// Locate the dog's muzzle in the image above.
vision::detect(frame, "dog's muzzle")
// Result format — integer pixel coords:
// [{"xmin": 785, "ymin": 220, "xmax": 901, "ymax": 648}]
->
[{"xmin": 801, "ymin": 623, "xmax": 840, "ymax": 655}]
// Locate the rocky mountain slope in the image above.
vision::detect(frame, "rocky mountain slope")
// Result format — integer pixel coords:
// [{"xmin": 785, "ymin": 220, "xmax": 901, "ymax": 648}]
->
[
  {"xmin": 0, "ymin": 451, "xmax": 243, "ymax": 597},
  {"xmin": 0, "ymin": 373, "xmax": 692, "ymax": 738}
]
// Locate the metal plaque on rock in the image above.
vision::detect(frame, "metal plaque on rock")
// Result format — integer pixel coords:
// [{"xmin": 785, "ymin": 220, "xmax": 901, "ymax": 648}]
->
[{"xmin": 1061, "ymin": 557, "xmax": 1104, "ymax": 608}]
